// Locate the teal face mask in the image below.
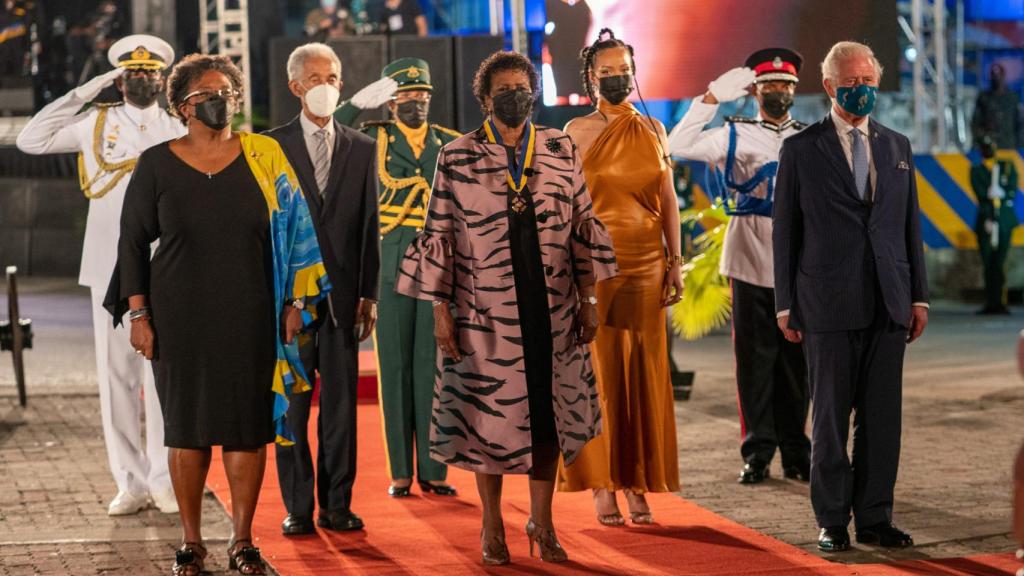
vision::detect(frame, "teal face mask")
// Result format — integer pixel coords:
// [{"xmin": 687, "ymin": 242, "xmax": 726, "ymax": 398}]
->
[{"xmin": 835, "ymin": 84, "xmax": 877, "ymax": 117}]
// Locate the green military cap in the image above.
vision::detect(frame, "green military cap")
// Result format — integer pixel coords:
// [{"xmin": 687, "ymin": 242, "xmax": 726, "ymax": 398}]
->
[{"xmin": 383, "ymin": 57, "xmax": 432, "ymax": 92}]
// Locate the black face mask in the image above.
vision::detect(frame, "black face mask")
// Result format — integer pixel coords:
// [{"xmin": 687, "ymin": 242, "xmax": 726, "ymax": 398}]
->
[
  {"xmin": 761, "ymin": 91, "xmax": 794, "ymax": 119},
  {"xmin": 491, "ymin": 88, "xmax": 534, "ymax": 127},
  {"xmin": 193, "ymin": 97, "xmax": 232, "ymax": 130},
  {"xmin": 123, "ymin": 77, "xmax": 161, "ymax": 108},
  {"xmin": 598, "ymin": 74, "xmax": 633, "ymax": 105},
  {"xmin": 395, "ymin": 100, "xmax": 429, "ymax": 129}
]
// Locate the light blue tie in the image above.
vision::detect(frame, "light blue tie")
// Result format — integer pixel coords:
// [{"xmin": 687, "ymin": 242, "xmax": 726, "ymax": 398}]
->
[{"xmin": 849, "ymin": 128, "xmax": 869, "ymax": 200}]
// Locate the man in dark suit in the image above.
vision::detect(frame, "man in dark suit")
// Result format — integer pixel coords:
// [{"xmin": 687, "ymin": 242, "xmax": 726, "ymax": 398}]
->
[
  {"xmin": 773, "ymin": 41, "xmax": 928, "ymax": 553},
  {"xmin": 265, "ymin": 42, "xmax": 380, "ymax": 536}
]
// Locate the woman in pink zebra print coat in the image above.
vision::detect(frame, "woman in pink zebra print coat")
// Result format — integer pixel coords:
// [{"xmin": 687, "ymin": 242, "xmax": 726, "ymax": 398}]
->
[{"xmin": 397, "ymin": 51, "xmax": 618, "ymax": 566}]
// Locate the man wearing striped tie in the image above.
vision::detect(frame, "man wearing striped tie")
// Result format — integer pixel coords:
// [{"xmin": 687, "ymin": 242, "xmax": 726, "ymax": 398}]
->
[
  {"xmin": 265, "ymin": 42, "xmax": 381, "ymax": 536},
  {"xmin": 773, "ymin": 41, "xmax": 928, "ymax": 553}
]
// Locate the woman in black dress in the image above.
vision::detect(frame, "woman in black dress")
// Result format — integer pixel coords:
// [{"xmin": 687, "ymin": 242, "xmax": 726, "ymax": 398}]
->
[{"xmin": 106, "ymin": 55, "xmax": 329, "ymax": 575}]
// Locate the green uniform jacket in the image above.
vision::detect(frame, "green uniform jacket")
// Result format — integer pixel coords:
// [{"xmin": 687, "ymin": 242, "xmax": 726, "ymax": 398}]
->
[
  {"xmin": 335, "ymin": 101, "xmax": 460, "ymax": 237},
  {"xmin": 971, "ymin": 159, "xmax": 1019, "ymax": 239}
]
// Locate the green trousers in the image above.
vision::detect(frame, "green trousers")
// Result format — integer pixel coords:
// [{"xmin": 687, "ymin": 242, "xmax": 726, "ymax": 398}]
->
[
  {"xmin": 976, "ymin": 216, "xmax": 1013, "ymax": 310},
  {"xmin": 375, "ymin": 227, "xmax": 445, "ymax": 481}
]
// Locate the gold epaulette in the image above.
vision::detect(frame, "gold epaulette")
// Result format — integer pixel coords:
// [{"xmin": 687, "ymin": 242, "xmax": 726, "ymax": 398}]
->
[{"xmin": 431, "ymin": 124, "xmax": 461, "ymax": 139}]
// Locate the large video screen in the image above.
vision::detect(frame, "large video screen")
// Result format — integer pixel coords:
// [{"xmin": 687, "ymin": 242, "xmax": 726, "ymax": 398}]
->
[{"xmin": 543, "ymin": 0, "xmax": 900, "ymax": 105}]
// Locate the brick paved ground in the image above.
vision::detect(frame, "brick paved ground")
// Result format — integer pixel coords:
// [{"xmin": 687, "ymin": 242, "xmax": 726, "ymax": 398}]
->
[
  {"xmin": 1, "ymin": 279, "xmax": 1022, "ymax": 574},
  {"xmin": 0, "ymin": 280, "xmax": 270, "ymax": 576}
]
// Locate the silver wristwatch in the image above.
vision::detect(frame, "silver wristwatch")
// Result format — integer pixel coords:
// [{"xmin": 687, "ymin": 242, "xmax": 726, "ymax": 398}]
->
[{"xmin": 583, "ymin": 296, "xmax": 598, "ymax": 305}]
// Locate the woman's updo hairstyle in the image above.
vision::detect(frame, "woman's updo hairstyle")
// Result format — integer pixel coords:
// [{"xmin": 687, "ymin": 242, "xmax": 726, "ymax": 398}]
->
[{"xmin": 579, "ymin": 28, "xmax": 635, "ymax": 105}]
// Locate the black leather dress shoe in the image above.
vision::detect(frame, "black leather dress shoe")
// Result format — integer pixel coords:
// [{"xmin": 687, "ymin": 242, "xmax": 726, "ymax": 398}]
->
[
  {"xmin": 317, "ymin": 510, "xmax": 365, "ymax": 532},
  {"xmin": 783, "ymin": 462, "xmax": 810, "ymax": 482},
  {"xmin": 281, "ymin": 514, "xmax": 315, "ymax": 536},
  {"xmin": 818, "ymin": 526, "xmax": 850, "ymax": 552},
  {"xmin": 418, "ymin": 481, "xmax": 458, "ymax": 496},
  {"xmin": 388, "ymin": 484, "xmax": 412, "ymax": 498},
  {"xmin": 738, "ymin": 462, "xmax": 770, "ymax": 484},
  {"xmin": 855, "ymin": 521, "xmax": 913, "ymax": 548}
]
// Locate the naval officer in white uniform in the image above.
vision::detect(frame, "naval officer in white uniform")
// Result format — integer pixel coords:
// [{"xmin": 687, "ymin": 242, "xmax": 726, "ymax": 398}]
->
[
  {"xmin": 668, "ymin": 48, "xmax": 811, "ymax": 486},
  {"xmin": 16, "ymin": 34, "xmax": 187, "ymax": 515}
]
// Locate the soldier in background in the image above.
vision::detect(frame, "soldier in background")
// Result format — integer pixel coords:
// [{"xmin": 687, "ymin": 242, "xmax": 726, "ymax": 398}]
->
[
  {"xmin": 668, "ymin": 48, "xmax": 810, "ymax": 486},
  {"xmin": 336, "ymin": 58, "xmax": 459, "ymax": 498},
  {"xmin": 971, "ymin": 136, "xmax": 1018, "ymax": 315},
  {"xmin": 15, "ymin": 34, "xmax": 186, "ymax": 516},
  {"xmin": 972, "ymin": 63, "xmax": 1022, "ymax": 150}
]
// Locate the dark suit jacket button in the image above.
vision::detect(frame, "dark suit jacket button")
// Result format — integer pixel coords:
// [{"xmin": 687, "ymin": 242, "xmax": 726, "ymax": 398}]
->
[{"xmin": 545, "ymin": 265, "xmax": 554, "ymax": 276}]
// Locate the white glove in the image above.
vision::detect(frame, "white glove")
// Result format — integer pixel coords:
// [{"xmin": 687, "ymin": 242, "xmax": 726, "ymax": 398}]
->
[
  {"xmin": 349, "ymin": 77, "xmax": 399, "ymax": 110},
  {"xmin": 708, "ymin": 67, "xmax": 756, "ymax": 103},
  {"xmin": 72, "ymin": 67, "xmax": 125, "ymax": 102}
]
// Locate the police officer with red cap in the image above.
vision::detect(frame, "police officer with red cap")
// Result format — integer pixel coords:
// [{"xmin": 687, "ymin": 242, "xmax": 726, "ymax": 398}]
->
[{"xmin": 668, "ymin": 48, "xmax": 810, "ymax": 485}]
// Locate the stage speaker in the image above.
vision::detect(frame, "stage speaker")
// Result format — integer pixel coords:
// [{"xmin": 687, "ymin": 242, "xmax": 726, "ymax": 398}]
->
[
  {"xmin": 389, "ymin": 36, "xmax": 455, "ymax": 129},
  {"xmin": 268, "ymin": 36, "xmax": 388, "ymax": 129},
  {"xmin": 453, "ymin": 35, "xmax": 503, "ymax": 133},
  {"xmin": 268, "ymin": 36, "xmax": 305, "ymax": 128}
]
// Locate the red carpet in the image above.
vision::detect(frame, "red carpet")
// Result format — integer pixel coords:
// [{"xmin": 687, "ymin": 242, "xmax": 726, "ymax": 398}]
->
[{"xmin": 206, "ymin": 404, "xmax": 1019, "ymax": 575}]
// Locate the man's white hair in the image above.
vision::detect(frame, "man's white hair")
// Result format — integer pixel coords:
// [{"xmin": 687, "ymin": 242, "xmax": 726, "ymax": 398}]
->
[
  {"xmin": 286, "ymin": 42, "xmax": 341, "ymax": 81},
  {"xmin": 820, "ymin": 41, "xmax": 884, "ymax": 82}
]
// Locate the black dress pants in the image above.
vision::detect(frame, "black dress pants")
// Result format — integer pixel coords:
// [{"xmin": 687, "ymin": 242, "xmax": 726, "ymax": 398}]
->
[
  {"xmin": 803, "ymin": 305, "xmax": 907, "ymax": 529},
  {"xmin": 275, "ymin": 318, "xmax": 359, "ymax": 518},
  {"xmin": 731, "ymin": 278, "xmax": 810, "ymax": 468}
]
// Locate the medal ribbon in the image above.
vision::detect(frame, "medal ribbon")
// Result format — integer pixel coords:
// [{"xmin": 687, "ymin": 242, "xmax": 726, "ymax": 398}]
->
[{"xmin": 484, "ymin": 119, "xmax": 535, "ymax": 193}]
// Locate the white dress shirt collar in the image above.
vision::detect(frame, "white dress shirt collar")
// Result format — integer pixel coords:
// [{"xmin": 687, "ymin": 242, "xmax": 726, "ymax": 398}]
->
[
  {"xmin": 299, "ymin": 110, "xmax": 335, "ymax": 139},
  {"xmin": 830, "ymin": 106, "xmax": 869, "ymax": 139}
]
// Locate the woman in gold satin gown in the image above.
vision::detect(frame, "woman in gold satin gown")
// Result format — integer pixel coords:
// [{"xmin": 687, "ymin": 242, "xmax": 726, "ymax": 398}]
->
[{"xmin": 557, "ymin": 29, "xmax": 683, "ymax": 525}]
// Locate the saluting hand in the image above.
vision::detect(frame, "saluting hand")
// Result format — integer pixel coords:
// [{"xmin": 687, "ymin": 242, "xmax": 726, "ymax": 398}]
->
[
  {"xmin": 705, "ymin": 66, "xmax": 756, "ymax": 105},
  {"xmin": 74, "ymin": 67, "xmax": 125, "ymax": 102}
]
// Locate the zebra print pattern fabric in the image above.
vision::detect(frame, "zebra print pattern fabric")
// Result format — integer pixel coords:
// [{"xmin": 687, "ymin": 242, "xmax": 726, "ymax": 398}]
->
[{"xmin": 396, "ymin": 124, "xmax": 618, "ymax": 475}]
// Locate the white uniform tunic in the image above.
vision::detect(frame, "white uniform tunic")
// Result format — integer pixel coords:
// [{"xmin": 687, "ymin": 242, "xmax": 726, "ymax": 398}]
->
[
  {"xmin": 668, "ymin": 100, "xmax": 803, "ymax": 288},
  {"xmin": 16, "ymin": 88, "xmax": 185, "ymax": 497}
]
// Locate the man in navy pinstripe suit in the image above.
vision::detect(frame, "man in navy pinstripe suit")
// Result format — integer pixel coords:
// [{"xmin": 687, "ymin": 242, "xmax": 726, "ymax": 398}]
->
[{"xmin": 772, "ymin": 41, "xmax": 929, "ymax": 553}]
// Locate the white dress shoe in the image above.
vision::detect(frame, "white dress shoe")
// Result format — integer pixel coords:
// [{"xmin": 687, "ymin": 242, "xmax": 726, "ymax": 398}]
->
[
  {"xmin": 150, "ymin": 487, "xmax": 179, "ymax": 514},
  {"xmin": 107, "ymin": 490, "xmax": 149, "ymax": 516}
]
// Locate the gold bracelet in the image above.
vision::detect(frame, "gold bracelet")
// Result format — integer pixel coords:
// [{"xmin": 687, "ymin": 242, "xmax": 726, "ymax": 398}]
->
[{"xmin": 667, "ymin": 254, "xmax": 684, "ymax": 266}]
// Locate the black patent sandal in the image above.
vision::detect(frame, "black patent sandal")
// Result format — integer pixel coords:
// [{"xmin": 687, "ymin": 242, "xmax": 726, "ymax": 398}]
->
[
  {"xmin": 227, "ymin": 540, "xmax": 266, "ymax": 575},
  {"xmin": 171, "ymin": 542, "xmax": 207, "ymax": 576}
]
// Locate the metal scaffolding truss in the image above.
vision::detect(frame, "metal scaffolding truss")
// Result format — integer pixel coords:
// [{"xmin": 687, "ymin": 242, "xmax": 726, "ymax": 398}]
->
[
  {"xmin": 901, "ymin": 0, "xmax": 966, "ymax": 152},
  {"xmin": 198, "ymin": 0, "xmax": 252, "ymax": 130}
]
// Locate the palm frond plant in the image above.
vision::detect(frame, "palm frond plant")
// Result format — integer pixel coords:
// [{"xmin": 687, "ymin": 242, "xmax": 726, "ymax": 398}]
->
[{"xmin": 672, "ymin": 203, "xmax": 732, "ymax": 341}]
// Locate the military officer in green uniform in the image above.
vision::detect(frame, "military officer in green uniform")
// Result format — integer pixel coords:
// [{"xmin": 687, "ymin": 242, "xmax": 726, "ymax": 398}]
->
[
  {"xmin": 972, "ymin": 136, "xmax": 1019, "ymax": 315},
  {"xmin": 335, "ymin": 58, "xmax": 461, "ymax": 497}
]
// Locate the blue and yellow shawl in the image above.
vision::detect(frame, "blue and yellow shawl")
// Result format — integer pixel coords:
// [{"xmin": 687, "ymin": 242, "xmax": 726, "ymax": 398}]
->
[{"xmin": 239, "ymin": 132, "xmax": 331, "ymax": 446}]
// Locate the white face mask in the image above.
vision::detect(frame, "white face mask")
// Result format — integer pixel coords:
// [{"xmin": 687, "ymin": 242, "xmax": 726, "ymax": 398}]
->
[{"xmin": 303, "ymin": 83, "xmax": 340, "ymax": 119}]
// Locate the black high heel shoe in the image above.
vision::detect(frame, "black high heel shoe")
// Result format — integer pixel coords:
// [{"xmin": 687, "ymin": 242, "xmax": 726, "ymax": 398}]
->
[{"xmin": 418, "ymin": 481, "xmax": 458, "ymax": 496}]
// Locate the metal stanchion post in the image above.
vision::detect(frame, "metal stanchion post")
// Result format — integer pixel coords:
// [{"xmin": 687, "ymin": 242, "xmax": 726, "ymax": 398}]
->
[{"xmin": 2, "ymin": 266, "xmax": 32, "ymax": 407}]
